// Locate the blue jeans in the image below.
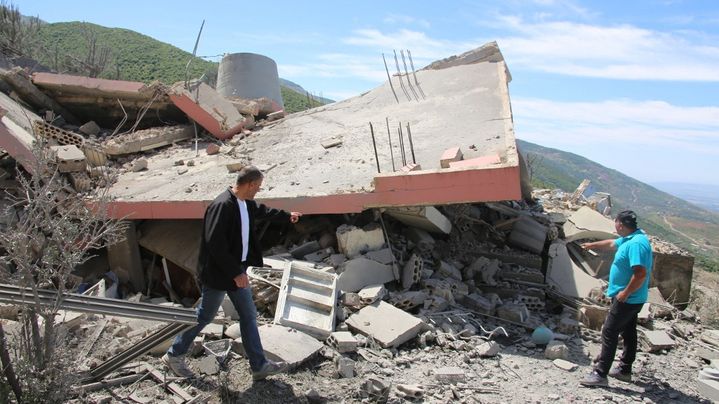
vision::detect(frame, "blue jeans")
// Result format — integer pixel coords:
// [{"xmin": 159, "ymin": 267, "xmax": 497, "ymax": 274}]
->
[{"xmin": 167, "ymin": 285, "xmax": 267, "ymax": 371}]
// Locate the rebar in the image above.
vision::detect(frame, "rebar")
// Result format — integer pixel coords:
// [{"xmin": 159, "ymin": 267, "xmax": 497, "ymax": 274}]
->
[
  {"xmin": 386, "ymin": 117, "xmax": 396, "ymax": 171},
  {"xmin": 407, "ymin": 49, "xmax": 426, "ymax": 99},
  {"xmin": 398, "ymin": 122, "xmax": 407, "ymax": 166},
  {"xmin": 406, "ymin": 122, "xmax": 416, "ymax": 164},
  {"xmin": 400, "ymin": 50, "xmax": 419, "ymax": 101},
  {"xmin": 382, "ymin": 53, "xmax": 400, "ymax": 104},
  {"xmin": 393, "ymin": 50, "xmax": 411, "ymax": 101},
  {"xmin": 369, "ymin": 122, "xmax": 381, "ymax": 173}
]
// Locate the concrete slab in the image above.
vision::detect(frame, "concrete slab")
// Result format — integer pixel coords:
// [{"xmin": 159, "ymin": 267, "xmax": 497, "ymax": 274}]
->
[
  {"xmin": 563, "ymin": 206, "xmax": 617, "ymax": 242},
  {"xmin": 696, "ymin": 377, "xmax": 719, "ymax": 402},
  {"xmin": 546, "ymin": 240, "xmax": 605, "ymax": 299},
  {"xmin": 137, "ymin": 220, "xmax": 202, "ymax": 275},
  {"xmin": 168, "ymin": 81, "xmax": 245, "ymax": 140},
  {"xmin": 31, "ymin": 72, "xmax": 183, "ymax": 128},
  {"xmin": 346, "ymin": 301, "xmax": 423, "ymax": 348},
  {"xmin": 103, "ymin": 125, "xmax": 194, "ymax": 156},
  {"xmin": 385, "ymin": 206, "xmax": 452, "ymax": 234},
  {"xmin": 1, "ymin": 67, "xmax": 78, "ymax": 123},
  {"xmin": 507, "ymin": 215, "xmax": 548, "ymax": 255},
  {"xmin": 233, "ymin": 324, "xmax": 323, "ymax": 369},
  {"xmin": 336, "ymin": 223, "xmax": 385, "ymax": 258},
  {"xmin": 101, "ymin": 43, "xmax": 521, "ymax": 218},
  {"xmin": 337, "ymin": 257, "xmax": 394, "ymax": 293},
  {"xmin": 274, "ymin": 261, "xmax": 338, "ymax": 339},
  {"xmin": 553, "ymin": 359, "xmax": 578, "ymax": 371},
  {"xmin": 363, "ymin": 248, "xmax": 394, "ymax": 265},
  {"xmin": 640, "ymin": 329, "xmax": 676, "ymax": 352},
  {"xmin": 0, "ymin": 91, "xmax": 39, "ymax": 172}
]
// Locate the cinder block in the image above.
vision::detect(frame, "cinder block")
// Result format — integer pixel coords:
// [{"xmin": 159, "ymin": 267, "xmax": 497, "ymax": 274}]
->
[
  {"xmin": 440, "ymin": 147, "xmax": 463, "ymax": 168},
  {"xmin": 51, "ymin": 144, "xmax": 86, "ymax": 173},
  {"xmin": 328, "ymin": 331, "xmax": 358, "ymax": 353},
  {"xmin": 434, "ymin": 366, "xmax": 465, "ymax": 383}
]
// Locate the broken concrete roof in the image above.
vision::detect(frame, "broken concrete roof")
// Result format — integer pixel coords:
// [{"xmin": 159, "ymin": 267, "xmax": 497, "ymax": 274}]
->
[
  {"xmin": 30, "ymin": 72, "xmax": 185, "ymax": 128},
  {"xmin": 104, "ymin": 43, "xmax": 522, "ymax": 218},
  {"xmin": 0, "ymin": 90, "xmax": 40, "ymax": 172}
]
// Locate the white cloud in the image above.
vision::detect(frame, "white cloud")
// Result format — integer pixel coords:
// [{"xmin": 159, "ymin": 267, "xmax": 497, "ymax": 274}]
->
[
  {"xmin": 513, "ymin": 97, "xmax": 719, "ymax": 154},
  {"xmin": 279, "ymin": 53, "xmax": 387, "ymax": 82},
  {"xmin": 495, "ymin": 17, "xmax": 719, "ymax": 81},
  {"xmin": 383, "ymin": 14, "xmax": 431, "ymax": 28}
]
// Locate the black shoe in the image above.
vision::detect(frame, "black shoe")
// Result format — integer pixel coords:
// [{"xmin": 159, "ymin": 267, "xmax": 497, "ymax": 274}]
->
[
  {"xmin": 580, "ymin": 370, "xmax": 608, "ymax": 387},
  {"xmin": 608, "ymin": 366, "xmax": 632, "ymax": 382}
]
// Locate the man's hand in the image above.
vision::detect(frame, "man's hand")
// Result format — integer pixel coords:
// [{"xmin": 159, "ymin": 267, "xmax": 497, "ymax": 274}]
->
[
  {"xmin": 616, "ymin": 290, "xmax": 630, "ymax": 302},
  {"xmin": 290, "ymin": 212, "xmax": 302, "ymax": 223},
  {"xmin": 233, "ymin": 273, "xmax": 249, "ymax": 288},
  {"xmin": 580, "ymin": 242, "xmax": 593, "ymax": 250}
]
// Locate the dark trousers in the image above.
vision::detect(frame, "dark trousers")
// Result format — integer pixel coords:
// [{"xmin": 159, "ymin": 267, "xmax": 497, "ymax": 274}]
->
[{"xmin": 595, "ymin": 299, "xmax": 644, "ymax": 376}]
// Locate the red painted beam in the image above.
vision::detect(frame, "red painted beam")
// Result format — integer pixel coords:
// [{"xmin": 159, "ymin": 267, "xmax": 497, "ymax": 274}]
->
[{"xmin": 102, "ymin": 165, "xmax": 521, "ymax": 218}]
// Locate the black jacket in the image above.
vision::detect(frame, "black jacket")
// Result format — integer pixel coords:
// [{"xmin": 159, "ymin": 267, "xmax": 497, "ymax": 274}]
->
[{"xmin": 198, "ymin": 189, "xmax": 290, "ymax": 291}]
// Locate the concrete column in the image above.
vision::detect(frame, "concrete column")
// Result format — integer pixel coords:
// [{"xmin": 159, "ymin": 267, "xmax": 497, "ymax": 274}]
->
[{"xmin": 107, "ymin": 220, "xmax": 145, "ymax": 293}]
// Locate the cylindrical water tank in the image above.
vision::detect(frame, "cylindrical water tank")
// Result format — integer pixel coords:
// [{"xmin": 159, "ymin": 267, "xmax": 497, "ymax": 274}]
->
[{"xmin": 216, "ymin": 53, "xmax": 284, "ymax": 109}]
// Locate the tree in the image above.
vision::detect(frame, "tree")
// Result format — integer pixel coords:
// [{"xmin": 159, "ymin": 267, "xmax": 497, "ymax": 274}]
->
[
  {"xmin": 0, "ymin": 1, "xmax": 41, "ymax": 59},
  {"xmin": 0, "ymin": 138, "xmax": 126, "ymax": 403}
]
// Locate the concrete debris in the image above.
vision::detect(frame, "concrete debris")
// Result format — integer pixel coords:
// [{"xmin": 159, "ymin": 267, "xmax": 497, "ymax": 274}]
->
[
  {"xmin": 476, "ymin": 341, "xmax": 501, "ymax": 357},
  {"xmin": 437, "ymin": 260, "xmax": 462, "ymax": 281},
  {"xmin": 507, "ymin": 215, "xmax": 548, "ymax": 254},
  {"xmin": 702, "ymin": 330, "xmax": 719, "ymax": 347},
  {"xmin": 547, "ymin": 240, "xmax": 605, "ymax": 299},
  {"xmin": 338, "ymin": 257, "xmax": 394, "ymax": 293},
  {"xmin": 396, "ymin": 384, "xmax": 425, "ymax": 399},
  {"xmin": 401, "ymin": 253, "xmax": 423, "ymax": 289},
  {"xmin": 563, "ymin": 206, "xmax": 617, "ymax": 242},
  {"xmin": 327, "ymin": 331, "xmax": 358, "ymax": 353},
  {"xmin": 336, "ymin": 223, "xmax": 385, "ymax": 258},
  {"xmin": 434, "ymin": 366, "xmax": 466, "ymax": 383},
  {"xmin": 440, "ymin": 146, "xmax": 463, "ymax": 168},
  {"xmin": 363, "ymin": 247, "xmax": 394, "ymax": 265},
  {"xmin": 390, "ymin": 290, "xmax": 428, "ymax": 310},
  {"xmin": 274, "ymin": 262, "xmax": 338, "ymax": 339},
  {"xmin": 358, "ymin": 284, "xmax": 386, "ymax": 305},
  {"xmin": 50, "ymin": 144, "xmax": 86, "ymax": 173},
  {"xmin": 640, "ymin": 329, "xmax": 676, "ymax": 352},
  {"xmin": 321, "ymin": 138, "xmax": 342, "ymax": 149},
  {"xmin": 168, "ymin": 81, "xmax": 245, "ymax": 140},
  {"xmin": 697, "ymin": 377, "xmax": 719, "ymax": 402},
  {"xmin": 497, "ymin": 303, "xmax": 530, "ymax": 324},
  {"xmin": 79, "ymin": 120, "xmax": 100, "ymax": 136},
  {"xmin": 544, "ymin": 341, "xmax": 569, "ymax": 360},
  {"xmin": 335, "ymin": 356, "xmax": 355, "ymax": 378},
  {"xmin": 346, "ymin": 301, "xmax": 424, "ymax": 348},
  {"xmin": 553, "ymin": 358, "xmax": 578, "ymax": 371},
  {"xmin": 233, "ymin": 324, "xmax": 323, "ymax": 369},
  {"xmin": 385, "ymin": 206, "xmax": 452, "ymax": 234},
  {"xmin": 103, "ymin": 125, "xmax": 193, "ymax": 156}
]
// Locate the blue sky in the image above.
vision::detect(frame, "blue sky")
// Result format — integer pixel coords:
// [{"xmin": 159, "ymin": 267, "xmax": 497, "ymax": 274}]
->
[{"xmin": 15, "ymin": 0, "xmax": 719, "ymax": 186}]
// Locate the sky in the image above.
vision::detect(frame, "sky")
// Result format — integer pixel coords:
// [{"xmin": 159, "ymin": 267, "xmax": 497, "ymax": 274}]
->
[{"xmin": 14, "ymin": 0, "xmax": 719, "ymax": 186}]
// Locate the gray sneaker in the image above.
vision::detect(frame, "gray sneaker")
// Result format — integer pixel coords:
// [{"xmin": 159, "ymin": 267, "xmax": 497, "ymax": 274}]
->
[
  {"xmin": 608, "ymin": 366, "xmax": 632, "ymax": 382},
  {"xmin": 580, "ymin": 370, "xmax": 608, "ymax": 387},
  {"xmin": 161, "ymin": 353, "xmax": 195, "ymax": 378},
  {"xmin": 252, "ymin": 360, "xmax": 288, "ymax": 381}
]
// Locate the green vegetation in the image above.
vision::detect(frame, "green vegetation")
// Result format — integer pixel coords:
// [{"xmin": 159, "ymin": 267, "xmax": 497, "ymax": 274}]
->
[
  {"xmin": 30, "ymin": 21, "xmax": 327, "ymax": 114},
  {"xmin": 519, "ymin": 139, "xmax": 719, "ymax": 272}
]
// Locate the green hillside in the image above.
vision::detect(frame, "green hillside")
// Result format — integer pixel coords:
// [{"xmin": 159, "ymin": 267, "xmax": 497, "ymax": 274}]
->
[
  {"xmin": 31, "ymin": 21, "xmax": 326, "ymax": 113},
  {"xmin": 518, "ymin": 139, "xmax": 719, "ymax": 272}
]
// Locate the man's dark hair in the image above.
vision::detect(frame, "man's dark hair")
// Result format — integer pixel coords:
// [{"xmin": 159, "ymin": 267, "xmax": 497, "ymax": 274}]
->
[
  {"xmin": 616, "ymin": 210, "xmax": 638, "ymax": 230},
  {"xmin": 235, "ymin": 165, "xmax": 264, "ymax": 185}
]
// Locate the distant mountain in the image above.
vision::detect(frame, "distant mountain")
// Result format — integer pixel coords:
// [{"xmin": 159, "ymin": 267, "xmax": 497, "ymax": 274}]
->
[
  {"xmin": 651, "ymin": 182, "xmax": 719, "ymax": 213},
  {"xmin": 518, "ymin": 139, "xmax": 719, "ymax": 272},
  {"xmin": 279, "ymin": 78, "xmax": 334, "ymax": 104},
  {"xmin": 30, "ymin": 21, "xmax": 328, "ymax": 113}
]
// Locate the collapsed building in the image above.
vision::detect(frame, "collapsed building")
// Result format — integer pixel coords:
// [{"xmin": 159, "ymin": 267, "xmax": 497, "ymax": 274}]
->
[{"xmin": 1, "ymin": 43, "xmax": 717, "ymax": 402}]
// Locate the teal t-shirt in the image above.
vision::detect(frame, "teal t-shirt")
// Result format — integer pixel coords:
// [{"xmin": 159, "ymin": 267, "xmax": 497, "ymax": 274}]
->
[{"xmin": 607, "ymin": 229, "xmax": 653, "ymax": 304}]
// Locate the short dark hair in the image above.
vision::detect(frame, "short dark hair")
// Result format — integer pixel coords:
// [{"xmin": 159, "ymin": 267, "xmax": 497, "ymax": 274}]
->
[
  {"xmin": 615, "ymin": 210, "xmax": 638, "ymax": 230},
  {"xmin": 235, "ymin": 165, "xmax": 263, "ymax": 185}
]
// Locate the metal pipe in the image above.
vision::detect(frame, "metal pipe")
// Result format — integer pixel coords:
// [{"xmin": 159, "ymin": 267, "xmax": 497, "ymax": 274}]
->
[
  {"xmin": 406, "ymin": 122, "xmax": 416, "ymax": 164},
  {"xmin": 382, "ymin": 53, "xmax": 400, "ymax": 104},
  {"xmin": 369, "ymin": 122, "xmax": 381, "ymax": 173},
  {"xmin": 386, "ymin": 117, "xmax": 396, "ymax": 171}
]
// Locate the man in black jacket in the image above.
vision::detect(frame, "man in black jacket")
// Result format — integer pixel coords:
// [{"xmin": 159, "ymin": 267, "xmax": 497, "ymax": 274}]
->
[{"xmin": 162, "ymin": 166, "xmax": 301, "ymax": 380}]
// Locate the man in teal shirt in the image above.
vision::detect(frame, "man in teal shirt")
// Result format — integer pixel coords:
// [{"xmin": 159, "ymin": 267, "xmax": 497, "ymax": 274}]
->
[{"xmin": 579, "ymin": 210, "xmax": 653, "ymax": 387}]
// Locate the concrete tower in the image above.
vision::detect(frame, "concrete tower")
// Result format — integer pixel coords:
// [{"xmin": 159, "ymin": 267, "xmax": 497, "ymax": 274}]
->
[{"xmin": 216, "ymin": 53, "xmax": 284, "ymax": 109}]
